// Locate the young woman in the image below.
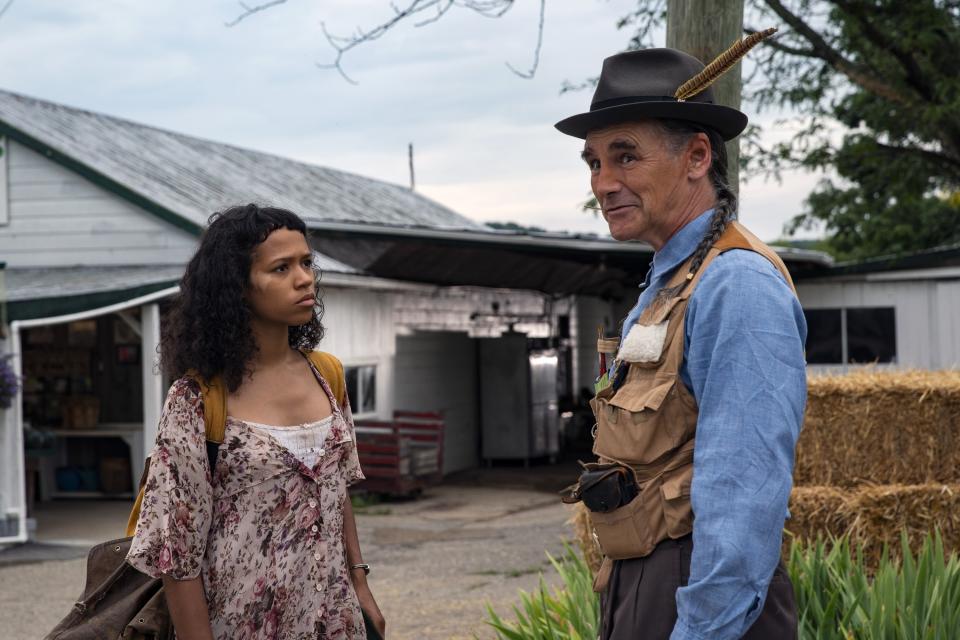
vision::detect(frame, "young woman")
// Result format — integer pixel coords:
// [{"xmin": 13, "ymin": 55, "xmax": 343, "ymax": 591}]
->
[{"xmin": 127, "ymin": 204, "xmax": 385, "ymax": 639}]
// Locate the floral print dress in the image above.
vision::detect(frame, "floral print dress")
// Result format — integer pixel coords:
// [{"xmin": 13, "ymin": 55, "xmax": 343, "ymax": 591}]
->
[{"xmin": 127, "ymin": 362, "xmax": 366, "ymax": 639}]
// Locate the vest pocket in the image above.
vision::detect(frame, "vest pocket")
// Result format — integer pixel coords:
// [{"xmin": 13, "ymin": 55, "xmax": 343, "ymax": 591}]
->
[
  {"xmin": 592, "ymin": 378, "xmax": 682, "ymax": 464},
  {"xmin": 587, "ymin": 489, "xmax": 658, "ymax": 560},
  {"xmin": 660, "ymin": 466, "xmax": 693, "ymax": 538}
]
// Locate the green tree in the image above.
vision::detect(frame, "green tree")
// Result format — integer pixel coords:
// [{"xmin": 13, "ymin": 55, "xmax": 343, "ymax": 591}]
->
[{"xmin": 618, "ymin": 0, "xmax": 960, "ymax": 260}]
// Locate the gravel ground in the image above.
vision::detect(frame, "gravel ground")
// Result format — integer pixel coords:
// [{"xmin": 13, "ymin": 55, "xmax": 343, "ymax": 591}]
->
[{"xmin": 0, "ymin": 482, "xmax": 576, "ymax": 639}]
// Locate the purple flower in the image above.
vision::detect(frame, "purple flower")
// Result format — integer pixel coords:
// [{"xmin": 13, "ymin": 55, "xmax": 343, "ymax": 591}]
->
[{"xmin": 0, "ymin": 355, "xmax": 20, "ymax": 410}]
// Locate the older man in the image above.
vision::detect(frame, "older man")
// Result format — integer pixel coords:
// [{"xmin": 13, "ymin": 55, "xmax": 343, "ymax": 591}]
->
[{"xmin": 556, "ymin": 46, "xmax": 805, "ymax": 639}]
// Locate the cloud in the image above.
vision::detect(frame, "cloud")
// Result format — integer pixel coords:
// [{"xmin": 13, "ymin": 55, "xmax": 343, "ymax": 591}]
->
[{"xmin": 0, "ymin": 0, "xmax": 822, "ymax": 242}]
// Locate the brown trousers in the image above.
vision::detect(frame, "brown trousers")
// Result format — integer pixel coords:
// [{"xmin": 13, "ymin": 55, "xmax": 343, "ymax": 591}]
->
[{"xmin": 600, "ymin": 535, "xmax": 797, "ymax": 640}]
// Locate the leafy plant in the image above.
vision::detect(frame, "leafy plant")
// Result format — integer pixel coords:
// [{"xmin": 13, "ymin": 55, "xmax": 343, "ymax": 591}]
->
[
  {"xmin": 483, "ymin": 543, "xmax": 599, "ymax": 640},
  {"xmin": 790, "ymin": 530, "xmax": 960, "ymax": 639},
  {"xmin": 485, "ymin": 532, "xmax": 960, "ymax": 639}
]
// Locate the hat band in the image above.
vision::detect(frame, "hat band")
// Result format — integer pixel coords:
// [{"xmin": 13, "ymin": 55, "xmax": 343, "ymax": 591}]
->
[{"xmin": 590, "ymin": 94, "xmax": 713, "ymax": 111}]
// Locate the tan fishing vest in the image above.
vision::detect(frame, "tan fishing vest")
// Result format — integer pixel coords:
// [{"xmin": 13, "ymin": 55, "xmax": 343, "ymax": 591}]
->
[{"xmin": 587, "ymin": 222, "xmax": 796, "ymax": 565}]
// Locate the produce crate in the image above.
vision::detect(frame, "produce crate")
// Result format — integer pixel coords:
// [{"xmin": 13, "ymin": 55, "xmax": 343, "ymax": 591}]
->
[{"xmin": 354, "ymin": 410, "xmax": 444, "ymax": 496}]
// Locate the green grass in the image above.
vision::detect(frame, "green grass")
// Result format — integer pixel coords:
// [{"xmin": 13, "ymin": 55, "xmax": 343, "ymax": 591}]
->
[
  {"xmin": 350, "ymin": 493, "xmax": 392, "ymax": 515},
  {"xmin": 483, "ymin": 532, "xmax": 960, "ymax": 640}
]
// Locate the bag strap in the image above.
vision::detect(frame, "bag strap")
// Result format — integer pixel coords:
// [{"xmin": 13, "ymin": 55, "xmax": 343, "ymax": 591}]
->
[
  {"xmin": 304, "ymin": 350, "xmax": 347, "ymax": 408},
  {"xmin": 125, "ymin": 374, "xmax": 227, "ymax": 537}
]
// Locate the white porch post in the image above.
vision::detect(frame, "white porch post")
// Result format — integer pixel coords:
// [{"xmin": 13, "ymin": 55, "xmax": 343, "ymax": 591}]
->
[
  {"xmin": 0, "ymin": 324, "xmax": 28, "ymax": 543},
  {"xmin": 140, "ymin": 303, "xmax": 163, "ymax": 467}
]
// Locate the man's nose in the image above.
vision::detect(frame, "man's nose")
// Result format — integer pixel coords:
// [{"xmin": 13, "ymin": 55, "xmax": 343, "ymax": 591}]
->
[{"xmin": 593, "ymin": 164, "xmax": 621, "ymax": 201}]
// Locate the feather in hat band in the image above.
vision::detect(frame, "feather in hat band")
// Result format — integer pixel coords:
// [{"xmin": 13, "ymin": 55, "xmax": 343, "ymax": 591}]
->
[{"xmin": 674, "ymin": 27, "xmax": 778, "ymax": 102}]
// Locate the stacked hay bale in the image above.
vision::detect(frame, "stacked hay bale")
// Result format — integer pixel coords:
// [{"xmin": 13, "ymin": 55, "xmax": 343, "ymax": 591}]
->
[
  {"xmin": 572, "ymin": 370, "xmax": 960, "ymax": 574},
  {"xmin": 787, "ymin": 370, "xmax": 960, "ymax": 565}
]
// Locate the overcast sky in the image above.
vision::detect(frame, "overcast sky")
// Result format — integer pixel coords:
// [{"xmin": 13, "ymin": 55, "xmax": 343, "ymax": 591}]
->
[{"xmin": 0, "ymin": 0, "xmax": 822, "ymax": 242}]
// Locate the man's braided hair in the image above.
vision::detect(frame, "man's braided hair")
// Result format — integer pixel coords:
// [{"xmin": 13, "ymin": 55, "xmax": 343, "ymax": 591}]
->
[{"xmin": 653, "ymin": 119, "xmax": 737, "ymax": 302}]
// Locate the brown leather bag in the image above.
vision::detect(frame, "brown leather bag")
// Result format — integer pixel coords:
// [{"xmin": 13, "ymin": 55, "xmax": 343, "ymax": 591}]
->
[
  {"xmin": 44, "ymin": 351, "xmax": 347, "ymax": 640},
  {"xmin": 43, "ymin": 536, "xmax": 172, "ymax": 639}
]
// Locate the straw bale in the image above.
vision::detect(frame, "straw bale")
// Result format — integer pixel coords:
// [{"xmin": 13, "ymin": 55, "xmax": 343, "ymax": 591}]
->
[
  {"xmin": 787, "ymin": 483, "xmax": 960, "ymax": 566},
  {"xmin": 568, "ymin": 502, "xmax": 603, "ymax": 575},
  {"xmin": 795, "ymin": 370, "xmax": 960, "ymax": 486}
]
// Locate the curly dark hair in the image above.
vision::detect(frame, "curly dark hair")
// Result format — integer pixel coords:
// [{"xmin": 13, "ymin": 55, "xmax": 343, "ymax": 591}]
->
[{"xmin": 160, "ymin": 204, "xmax": 325, "ymax": 391}]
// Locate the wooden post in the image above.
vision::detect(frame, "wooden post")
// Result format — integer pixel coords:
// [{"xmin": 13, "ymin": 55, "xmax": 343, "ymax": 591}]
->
[{"xmin": 667, "ymin": 0, "xmax": 745, "ymax": 194}]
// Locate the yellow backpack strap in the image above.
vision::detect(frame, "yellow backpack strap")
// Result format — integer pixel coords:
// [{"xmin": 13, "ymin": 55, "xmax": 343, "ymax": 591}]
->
[
  {"xmin": 125, "ymin": 372, "xmax": 226, "ymax": 537},
  {"xmin": 306, "ymin": 350, "xmax": 347, "ymax": 408}
]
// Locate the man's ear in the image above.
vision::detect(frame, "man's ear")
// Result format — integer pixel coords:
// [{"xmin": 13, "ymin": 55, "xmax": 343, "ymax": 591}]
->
[{"xmin": 686, "ymin": 133, "xmax": 712, "ymax": 180}]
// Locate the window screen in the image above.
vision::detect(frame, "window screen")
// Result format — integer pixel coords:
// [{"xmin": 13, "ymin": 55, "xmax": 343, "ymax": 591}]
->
[
  {"xmin": 344, "ymin": 365, "xmax": 376, "ymax": 414},
  {"xmin": 846, "ymin": 307, "xmax": 896, "ymax": 363},
  {"xmin": 803, "ymin": 308, "xmax": 843, "ymax": 364}
]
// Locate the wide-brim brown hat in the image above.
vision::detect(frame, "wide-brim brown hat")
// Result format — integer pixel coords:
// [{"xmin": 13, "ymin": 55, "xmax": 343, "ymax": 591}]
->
[{"xmin": 555, "ymin": 48, "xmax": 748, "ymax": 141}]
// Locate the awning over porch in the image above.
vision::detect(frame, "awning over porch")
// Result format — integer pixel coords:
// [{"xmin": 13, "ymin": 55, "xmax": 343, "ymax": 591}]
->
[
  {"xmin": 4, "ymin": 250, "xmax": 360, "ymax": 322},
  {"xmin": 5, "ymin": 265, "xmax": 183, "ymax": 322},
  {"xmin": 308, "ymin": 222, "xmax": 834, "ymax": 299}
]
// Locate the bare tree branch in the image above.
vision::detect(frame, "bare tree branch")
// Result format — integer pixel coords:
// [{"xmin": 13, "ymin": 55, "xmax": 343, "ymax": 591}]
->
[
  {"xmin": 744, "ymin": 26, "xmax": 817, "ymax": 57},
  {"xmin": 414, "ymin": 0, "xmax": 456, "ymax": 27},
  {"xmin": 225, "ymin": 0, "xmax": 545, "ymax": 83},
  {"xmin": 505, "ymin": 0, "xmax": 545, "ymax": 79},
  {"xmin": 225, "ymin": 0, "xmax": 289, "ymax": 28}
]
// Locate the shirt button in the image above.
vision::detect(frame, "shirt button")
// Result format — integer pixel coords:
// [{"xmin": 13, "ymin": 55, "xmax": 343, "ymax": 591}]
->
[
  {"xmin": 309, "ymin": 499, "xmax": 317, "ymax": 508},
  {"xmin": 316, "ymin": 584, "xmax": 323, "ymax": 592},
  {"xmin": 319, "ymin": 449, "xmax": 325, "ymax": 455},
  {"xmin": 314, "ymin": 552, "xmax": 322, "ymax": 561},
  {"xmin": 311, "ymin": 525, "xmax": 319, "ymax": 533}
]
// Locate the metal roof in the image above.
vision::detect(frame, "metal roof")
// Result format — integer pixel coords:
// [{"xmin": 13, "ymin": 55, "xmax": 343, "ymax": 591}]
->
[
  {"xmin": 0, "ymin": 89, "xmax": 484, "ymax": 233},
  {"xmin": 4, "ymin": 265, "xmax": 185, "ymax": 303},
  {"xmin": 803, "ymin": 241, "xmax": 960, "ymax": 280},
  {"xmin": 308, "ymin": 222, "xmax": 834, "ymax": 296}
]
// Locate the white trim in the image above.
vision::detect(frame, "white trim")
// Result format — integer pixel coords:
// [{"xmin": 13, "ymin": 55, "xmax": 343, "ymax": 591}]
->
[
  {"xmin": 12, "ymin": 286, "xmax": 179, "ymax": 329},
  {"xmin": 0, "ymin": 326, "xmax": 28, "ymax": 544},
  {"xmin": 321, "ymin": 271, "xmax": 439, "ymax": 292},
  {"xmin": 804, "ymin": 266, "xmax": 960, "ymax": 284},
  {"xmin": 141, "ymin": 304, "xmax": 163, "ymax": 462}
]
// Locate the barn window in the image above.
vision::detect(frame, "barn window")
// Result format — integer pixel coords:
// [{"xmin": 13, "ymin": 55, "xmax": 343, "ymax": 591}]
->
[
  {"xmin": 803, "ymin": 307, "xmax": 897, "ymax": 364},
  {"xmin": 803, "ymin": 308, "xmax": 843, "ymax": 364},
  {"xmin": 345, "ymin": 364, "xmax": 377, "ymax": 415},
  {"xmin": 846, "ymin": 307, "xmax": 896, "ymax": 363}
]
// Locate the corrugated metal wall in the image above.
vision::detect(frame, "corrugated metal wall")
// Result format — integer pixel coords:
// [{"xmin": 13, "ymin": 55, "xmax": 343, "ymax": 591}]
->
[{"xmin": 394, "ymin": 331, "xmax": 479, "ymax": 474}]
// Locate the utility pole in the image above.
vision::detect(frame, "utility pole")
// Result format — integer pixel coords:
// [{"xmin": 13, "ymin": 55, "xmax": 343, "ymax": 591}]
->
[
  {"xmin": 667, "ymin": 0, "xmax": 745, "ymax": 195},
  {"xmin": 408, "ymin": 142, "xmax": 416, "ymax": 191}
]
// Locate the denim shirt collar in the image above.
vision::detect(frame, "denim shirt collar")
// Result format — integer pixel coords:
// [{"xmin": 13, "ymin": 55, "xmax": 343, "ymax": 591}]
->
[{"xmin": 647, "ymin": 208, "xmax": 715, "ymax": 286}]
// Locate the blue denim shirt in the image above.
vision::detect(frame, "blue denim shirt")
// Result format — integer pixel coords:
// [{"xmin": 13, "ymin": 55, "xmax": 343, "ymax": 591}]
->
[{"xmin": 619, "ymin": 210, "xmax": 807, "ymax": 640}]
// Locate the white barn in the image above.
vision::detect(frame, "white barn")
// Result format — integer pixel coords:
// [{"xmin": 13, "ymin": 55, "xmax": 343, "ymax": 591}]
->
[
  {"xmin": 796, "ymin": 246, "xmax": 960, "ymax": 372},
  {"xmin": 0, "ymin": 88, "xmax": 858, "ymax": 545}
]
